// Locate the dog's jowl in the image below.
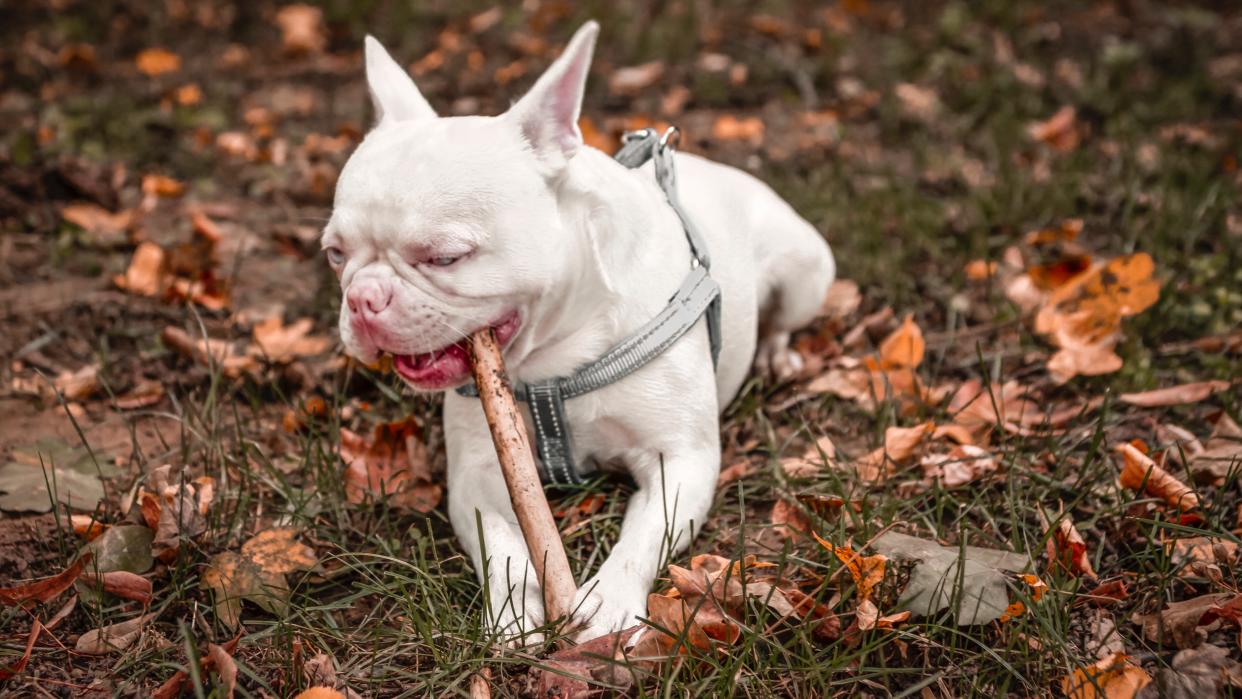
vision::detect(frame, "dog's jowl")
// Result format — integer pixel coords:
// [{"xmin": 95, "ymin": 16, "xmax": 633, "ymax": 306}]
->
[{"xmin": 323, "ymin": 21, "xmax": 835, "ymax": 642}]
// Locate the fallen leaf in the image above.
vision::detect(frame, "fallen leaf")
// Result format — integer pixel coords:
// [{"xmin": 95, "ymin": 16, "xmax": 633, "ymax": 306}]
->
[
  {"xmin": 873, "ymin": 531, "xmax": 1031, "ymax": 625},
  {"xmin": 536, "ymin": 626, "xmax": 641, "ymax": 697},
  {"xmin": 141, "ymin": 174, "xmax": 186, "ymax": 198},
  {"xmin": 1147, "ymin": 645, "xmax": 1240, "ymax": 698},
  {"xmin": 1044, "ymin": 513, "xmax": 1097, "ymax": 579},
  {"xmin": 1028, "ymin": 105, "xmax": 1080, "ymax": 151},
  {"xmin": 878, "ymin": 314, "xmax": 925, "ymax": 369},
  {"xmin": 854, "ymin": 422, "xmax": 934, "ymax": 482},
  {"xmin": 920, "ymin": 444, "xmax": 998, "ymax": 488},
  {"xmin": 152, "ymin": 635, "xmax": 241, "ymax": 699},
  {"xmin": 77, "ymin": 525, "xmax": 155, "ymax": 606},
  {"xmin": 136, "ymin": 48, "xmax": 181, "ymax": 76},
  {"xmin": 820, "ymin": 279, "xmax": 862, "ymax": 321},
  {"xmin": 206, "ymin": 641, "xmax": 238, "ymax": 698},
  {"xmin": 114, "ymin": 242, "xmax": 167, "ymax": 297},
  {"xmin": 275, "ymin": 4, "xmax": 327, "ymax": 56},
  {"xmin": 964, "ymin": 259, "xmax": 998, "ymax": 281},
  {"xmin": 79, "ymin": 571, "xmax": 152, "ymax": 605},
  {"xmin": 1116, "ymin": 443, "xmax": 1199, "ymax": 511},
  {"xmin": 161, "ymin": 326, "xmax": 256, "ymax": 378},
  {"xmin": 0, "ymin": 554, "xmax": 90, "ymax": 607},
  {"xmin": 1119, "ymin": 381, "xmax": 1232, "ymax": 408},
  {"xmin": 1189, "ymin": 414, "xmax": 1242, "ymax": 482},
  {"xmin": 894, "ymin": 83, "xmax": 940, "ymax": 121},
  {"xmin": 609, "ymin": 61, "xmax": 665, "ymax": 95},
  {"xmin": 252, "ymin": 316, "xmax": 332, "ymax": 363},
  {"xmin": 62, "ymin": 203, "xmax": 133, "ymax": 244},
  {"xmin": 712, "ymin": 115, "xmax": 764, "ymax": 144},
  {"xmin": 115, "ymin": 379, "xmax": 166, "ymax": 410},
  {"xmin": 813, "ymin": 533, "xmax": 886, "ymax": 602},
  {"xmin": 1132, "ymin": 593, "xmax": 1230, "ymax": 649},
  {"xmin": 75, "ymin": 612, "xmax": 156, "ymax": 655},
  {"xmin": 53, "ymin": 364, "xmax": 98, "ymax": 401},
  {"xmin": 70, "ymin": 514, "xmax": 108, "ymax": 541},
  {"xmin": 293, "ymin": 690, "xmax": 346, "ymax": 699},
  {"xmin": 140, "ymin": 464, "xmax": 215, "ymax": 563},
  {"xmin": 202, "ymin": 527, "xmax": 317, "ymax": 628},
  {"xmin": 0, "ymin": 620, "xmax": 42, "ymax": 681},
  {"xmin": 1061, "ymin": 652, "xmax": 1151, "ymax": 698},
  {"xmin": 0, "ymin": 442, "xmax": 107, "ymax": 513},
  {"xmin": 340, "ymin": 419, "xmax": 440, "ymax": 512}
]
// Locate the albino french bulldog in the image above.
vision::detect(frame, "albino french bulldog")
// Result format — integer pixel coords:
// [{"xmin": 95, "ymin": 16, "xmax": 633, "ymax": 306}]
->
[{"xmin": 322, "ymin": 21, "xmax": 835, "ymax": 642}]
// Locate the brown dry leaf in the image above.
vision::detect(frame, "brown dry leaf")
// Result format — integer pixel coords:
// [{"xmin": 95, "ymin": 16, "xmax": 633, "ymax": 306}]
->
[
  {"xmin": 1062, "ymin": 653, "xmax": 1150, "ymax": 698},
  {"xmin": 1116, "ymin": 443, "xmax": 1199, "ymax": 511},
  {"xmin": 609, "ymin": 60, "xmax": 665, "ymax": 96},
  {"xmin": 340, "ymin": 419, "xmax": 440, "ymax": 513},
  {"xmin": 0, "ymin": 553, "xmax": 90, "ymax": 607},
  {"xmin": 920, "ymin": 444, "xmax": 997, "ymax": 488},
  {"xmin": 0, "ymin": 619, "xmax": 41, "ymax": 681},
  {"xmin": 820, "ymin": 279, "xmax": 862, "ymax": 321},
  {"xmin": 136, "ymin": 48, "xmax": 181, "ymax": 76},
  {"xmin": 1167, "ymin": 537, "xmax": 1239, "ymax": 571},
  {"xmin": 770, "ymin": 498, "xmax": 811, "ymax": 539},
  {"xmin": 1119, "ymin": 380, "xmax": 1231, "ymax": 408},
  {"xmin": 80, "ymin": 571, "xmax": 152, "ymax": 605},
  {"xmin": 813, "ymin": 533, "xmax": 886, "ymax": 602},
  {"xmin": 202, "ymin": 527, "xmax": 317, "ymax": 628},
  {"xmin": 252, "ymin": 316, "xmax": 332, "ymax": 363},
  {"xmin": 894, "ymin": 83, "xmax": 940, "ymax": 121},
  {"xmin": 114, "ymin": 242, "xmax": 167, "ymax": 297},
  {"xmin": 141, "ymin": 174, "xmax": 186, "ymax": 198},
  {"xmin": 275, "ymin": 4, "xmax": 327, "ymax": 56},
  {"xmin": 70, "ymin": 515, "xmax": 109, "ymax": 541},
  {"xmin": 878, "ymin": 314, "xmax": 924, "ymax": 369},
  {"xmin": 712, "ymin": 115, "xmax": 765, "ymax": 144},
  {"xmin": 779, "ymin": 435, "xmax": 837, "ymax": 478},
  {"xmin": 1028, "ymin": 105, "xmax": 1080, "ymax": 151},
  {"xmin": 62, "ymin": 203, "xmax": 133, "ymax": 244},
  {"xmin": 152, "ymin": 634, "xmax": 242, "ymax": 699},
  {"xmin": 1189, "ymin": 414, "xmax": 1242, "ymax": 482},
  {"xmin": 1132, "ymin": 593, "xmax": 1229, "ymax": 649},
  {"xmin": 854, "ymin": 422, "xmax": 934, "ymax": 482},
  {"xmin": 115, "ymin": 379, "xmax": 165, "ymax": 410},
  {"xmin": 140, "ymin": 465, "xmax": 215, "ymax": 563},
  {"xmin": 964, "ymin": 259, "xmax": 997, "ymax": 281},
  {"xmin": 161, "ymin": 326, "xmax": 257, "ymax": 378},
  {"xmin": 293, "ymin": 690, "xmax": 346, "ymax": 699},
  {"xmin": 1044, "ymin": 513, "xmax": 1097, "ymax": 579},
  {"xmin": 53, "ymin": 364, "xmax": 98, "ymax": 401},
  {"xmin": 75, "ymin": 612, "xmax": 157, "ymax": 655},
  {"xmin": 206, "ymin": 641, "xmax": 238, "ymax": 698},
  {"xmin": 635, "ymin": 593, "xmax": 713, "ymax": 657}
]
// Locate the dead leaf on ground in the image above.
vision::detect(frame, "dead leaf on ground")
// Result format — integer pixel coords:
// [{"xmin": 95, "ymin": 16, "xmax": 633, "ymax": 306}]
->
[
  {"xmin": 75, "ymin": 612, "xmax": 157, "ymax": 655},
  {"xmin": 79, "ymin": 571, "xmax": 152, "ymax": 605},
  {"xmin": 202, "ymin": 527, "xmax": 317, "ymax": 628},
  {"xmin": 141, "ymin": 174, "xmax": 186, "ymax": 198},
  {"xmin": 819, "ymin": 279, "xmax": 862, "ymax": 321},
  {"xmin": 161, "ymin": 326, "xmax": 257, "ymax": 378},
  {"xmin": 1145, "ymin": 645, "xmax": 1241, "ymax": 698},
  {"xmin": 62, "ymin": 203, "xmax": 134, "ymax": 244},
  {"xmin": 1116, "ymin": 443, "xmax": 1199, "ymax": 511},
  {"xmin": 114, "ymin": 242, "xmax": 167, "ymax": 297},
  {"xmin": 0, "ymin": 553, "xmax": 90, "ymax": 607},
  {"xmin": 70, "ymin": 514, "xmax": 109, "ymax": 541},
  {"xmin": 813, "ymin": 533, "xmax": 886, "ymax": 607},
  {"xmin": 712, "ymin": 115, "xmax": 764, "ymax": 144},
  {"xmin": 920, "ymin": 444, "xmax": 998, "ymax": 488},
  {"xmin": 136, "ymin": 48, "xmax": 181, "ymax": 76},
  {"xmin": 1043, "ymin": 512, "xmax": 1097, "ymax": 579},
  {"xmin": 0, "ymin": 620, "xmax": 42, "ymax": 681},
  {"xmin": 873, "ymin": 531, "xmax": 1031, "ymax": 626},
  {"xmin": 275, "ymin": 4, "xmax": 327, "ymax": 56},
  {"xmin": 1189, "ymin": 413, "xmax": 1242, "ymax": 483},
  {"xmin": 53, "ymin": 364, "xmax": 98, "ymax": 401},
  {"xmin": 152, "ymin": 634, "xmax": 242, "ymax": 699},
  {"xmin": 252, "ymin": 316, "xmax": 332, "ymax": 363},
  {"xmin": 608, "ymin": 60, "xmax": 665, "ymax": 95},
  {"xmin": 853, "ymin": 422, "xmax": 934, "ymax": 482},
  {"xmin": 341, "ymin": 419, "xmax": 440, "ymax": 513},
  {"xmin": 1061, "ymin": 652, "xmax": 1151, "ymax": 699},
  {"xmin": 1028, "ymin": 105, "xmax": 1080, "ymax": 151},
  {"xmin": 139, "ymin": 464, "xmax": 215, "ymax": 563},
  {"xmin": 1119, "ymin": 381, "xmax": 1232, "ymax": 408},
  {"xmin": 1132, "ymin": 593, "xmax": 1230, "ymax": 649}
]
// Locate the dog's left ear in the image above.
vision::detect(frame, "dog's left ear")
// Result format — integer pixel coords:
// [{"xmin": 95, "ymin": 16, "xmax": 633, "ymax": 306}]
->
[
  {"xmin": 365, "ymin": 35, "xmax": 437, "ymax": 123},
  {"xmin": 505, "ymin": 21, "xmax": 599, "ymax": 169}
]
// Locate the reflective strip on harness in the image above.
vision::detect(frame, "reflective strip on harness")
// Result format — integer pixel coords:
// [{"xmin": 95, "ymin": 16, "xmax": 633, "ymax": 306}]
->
[{"xmin": 458, "ymin": 127, "xmax": 722, "ymax": 486}]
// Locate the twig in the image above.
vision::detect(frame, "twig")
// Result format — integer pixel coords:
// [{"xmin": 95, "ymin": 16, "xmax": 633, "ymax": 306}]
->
[{"xmin": 468, "ymin": 329, "xmax": 578, "ymax": 626}]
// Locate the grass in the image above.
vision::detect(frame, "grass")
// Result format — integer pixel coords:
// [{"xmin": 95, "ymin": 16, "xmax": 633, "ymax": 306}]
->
[{"xmin": 1, "ymin": 0, "xmax": 1240, "ymax": 696}]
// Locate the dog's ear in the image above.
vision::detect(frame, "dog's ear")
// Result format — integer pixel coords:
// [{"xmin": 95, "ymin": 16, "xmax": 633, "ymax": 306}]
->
[
  {"xmin": 505, "ymin": 21, "xmax": 598, "ymax": 169},
  {"xmin": 365, "ymin": 35, "xmax": 437, "ymax": 123}
]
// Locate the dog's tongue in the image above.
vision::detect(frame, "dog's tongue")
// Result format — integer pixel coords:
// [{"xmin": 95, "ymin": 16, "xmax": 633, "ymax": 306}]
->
[{"xmin": 394, "ymin": 342, "xmax": 472, "ymax": 387}]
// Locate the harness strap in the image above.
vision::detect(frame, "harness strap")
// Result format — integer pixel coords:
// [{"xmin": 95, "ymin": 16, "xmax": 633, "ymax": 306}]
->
[{"xmin": 457, "ymin": 127, "xmax": 721, "ymax": 485}]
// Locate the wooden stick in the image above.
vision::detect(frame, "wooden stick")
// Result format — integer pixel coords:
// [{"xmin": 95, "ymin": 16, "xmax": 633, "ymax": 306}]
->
[{"xmin": 468, "ymin": 329, "xmax": 578, "ymax": 625}]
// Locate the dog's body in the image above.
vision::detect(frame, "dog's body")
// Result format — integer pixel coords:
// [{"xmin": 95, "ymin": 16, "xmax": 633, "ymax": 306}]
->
[{"xmin": 325, "ymin": 23, "xmax": 834, "ymax": 641}]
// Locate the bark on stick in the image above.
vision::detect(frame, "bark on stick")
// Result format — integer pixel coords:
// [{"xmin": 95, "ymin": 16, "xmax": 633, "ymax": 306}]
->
[{"xmin": 468, "ymin": 328, "xmax": 577, "ymax": 625}]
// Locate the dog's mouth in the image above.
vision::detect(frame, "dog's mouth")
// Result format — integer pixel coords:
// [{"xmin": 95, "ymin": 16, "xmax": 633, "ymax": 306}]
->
[{"xmin": 391, "ymin": 311, "xmax": 521, "ymax": 390}]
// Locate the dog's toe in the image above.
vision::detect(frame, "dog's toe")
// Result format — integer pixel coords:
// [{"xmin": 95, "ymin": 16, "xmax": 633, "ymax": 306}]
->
[
  {"xmin": 755, "ymin": 332, "xmax": 804, "ymax": 381},
  {"xmin": 570, "ymin": 581, "xmax": 646, "ymax": 642}
]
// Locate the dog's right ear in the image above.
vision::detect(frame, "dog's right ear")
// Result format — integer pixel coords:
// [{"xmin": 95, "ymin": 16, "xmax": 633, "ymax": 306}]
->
[{"xmin": 364, "ymin": 35, "xmax": 437, "ymax": 123}]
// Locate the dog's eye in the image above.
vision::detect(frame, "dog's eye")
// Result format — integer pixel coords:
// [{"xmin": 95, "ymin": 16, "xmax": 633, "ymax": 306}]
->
[
  {"xmin": 428, "ymin": 254, "xmax": 462, "ymax": 267},
  {"xmin": 324, "ymin": 246, "xmax": 346, "ymax": 267}
]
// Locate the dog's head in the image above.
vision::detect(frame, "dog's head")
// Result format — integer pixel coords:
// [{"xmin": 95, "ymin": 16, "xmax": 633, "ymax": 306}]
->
[{"xmin": 322, "ymin": 22, "xmax": 599, "ymax": 390}]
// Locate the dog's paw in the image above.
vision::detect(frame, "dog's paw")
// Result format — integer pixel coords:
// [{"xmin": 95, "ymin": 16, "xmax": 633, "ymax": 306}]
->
[
  {"xmin": 486, "ymin": 581, "xmax": 546, "ymax": 646},
  {"xmin": 754, "ymin": 332, "xmax": 804, "ymax": 381},
  {"xmin": 570, "ymin": 577, "xmax": 648, "ymax": 642}
]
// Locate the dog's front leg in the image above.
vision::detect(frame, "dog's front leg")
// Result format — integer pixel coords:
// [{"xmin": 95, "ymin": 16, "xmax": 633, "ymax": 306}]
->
[
  {"xmin": 572, "ymin": 447, "xmax": 719, "ymax": 641},
  {"xmin": 444, "ymin": 400, "xmax": 546, "ymax": 643}
]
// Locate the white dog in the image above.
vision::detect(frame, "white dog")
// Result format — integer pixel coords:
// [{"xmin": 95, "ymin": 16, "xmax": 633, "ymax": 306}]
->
[{"xmin": 323, "ymin": 21, "xmax": 835, "ymax": 642}]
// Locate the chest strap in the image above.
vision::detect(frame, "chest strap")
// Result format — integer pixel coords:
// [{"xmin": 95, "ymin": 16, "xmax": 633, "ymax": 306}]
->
[{"xmin": 458, "ymin": 127, "xmax": 722, "ymax": 485}]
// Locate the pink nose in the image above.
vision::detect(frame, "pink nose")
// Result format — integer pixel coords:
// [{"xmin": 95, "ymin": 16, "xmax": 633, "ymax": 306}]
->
[{"xmin": 346, "ymin": 283, "xmax": 393, "ymax": 316}]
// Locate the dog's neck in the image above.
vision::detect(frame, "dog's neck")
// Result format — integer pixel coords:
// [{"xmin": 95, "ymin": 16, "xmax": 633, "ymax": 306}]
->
[{"xmin": 506, "ymin": 147, "xmax": 692, "ymax": 383}]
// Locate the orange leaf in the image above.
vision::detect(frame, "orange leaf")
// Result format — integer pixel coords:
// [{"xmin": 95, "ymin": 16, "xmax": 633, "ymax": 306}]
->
[
  {"xmin": 141, "ymin": 174, "xmax": 186, "ymax": 198},
  {"xmin": 1027, "ymin": 105, "xmax": 1079, "ymax": 151},
  {"xmin": 113, "ymin": 242, "xmax": 167, "ymax": 297},
  {"xmin": 1116, "ymin": 443, "xmax": 1199, "ymax": 510},
  {"xmin": 878, "ymin": 314, "xmax": 924, "ymax": 369},
  {"xmin": 340, "ymin": 420, "xmax": 440, "ymax": 513},
  {"xmin": 136, "ymin": 48, "xmax": 181, "ymax": 76},
  {"xmin": 0, "ymin": 553, "xmax": 90, "ymax": 607},
  {"xmin": 79, "ymin": 571, "xmax": 153, "ymax": 605},
  {"xmin": 275, "ymin": 4, "xmax": 326, "ymax": 56},
  {"xmin": 1061, "ymin": 653, "xmax": 1151, "ymax": 699},
  {"xmin": 712, "ymin": 115, "xmax": 765, "ymax": 144},
  {"xmin": 1045, "ymin": 515, "xmax": 1096, "ymax": 578},
  {"xmin": 813, "ymin": 533, "xmax": 886, "ymax": 602},
  {"xmin": 1118, "ymin": 380, "xmax": 1232, "ymax": 407}
]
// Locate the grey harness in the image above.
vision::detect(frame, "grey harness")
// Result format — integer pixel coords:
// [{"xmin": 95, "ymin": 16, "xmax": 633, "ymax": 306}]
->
[{"xmin": 458, "ymin": 127, "xmax": 722, "ymax": 485}]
